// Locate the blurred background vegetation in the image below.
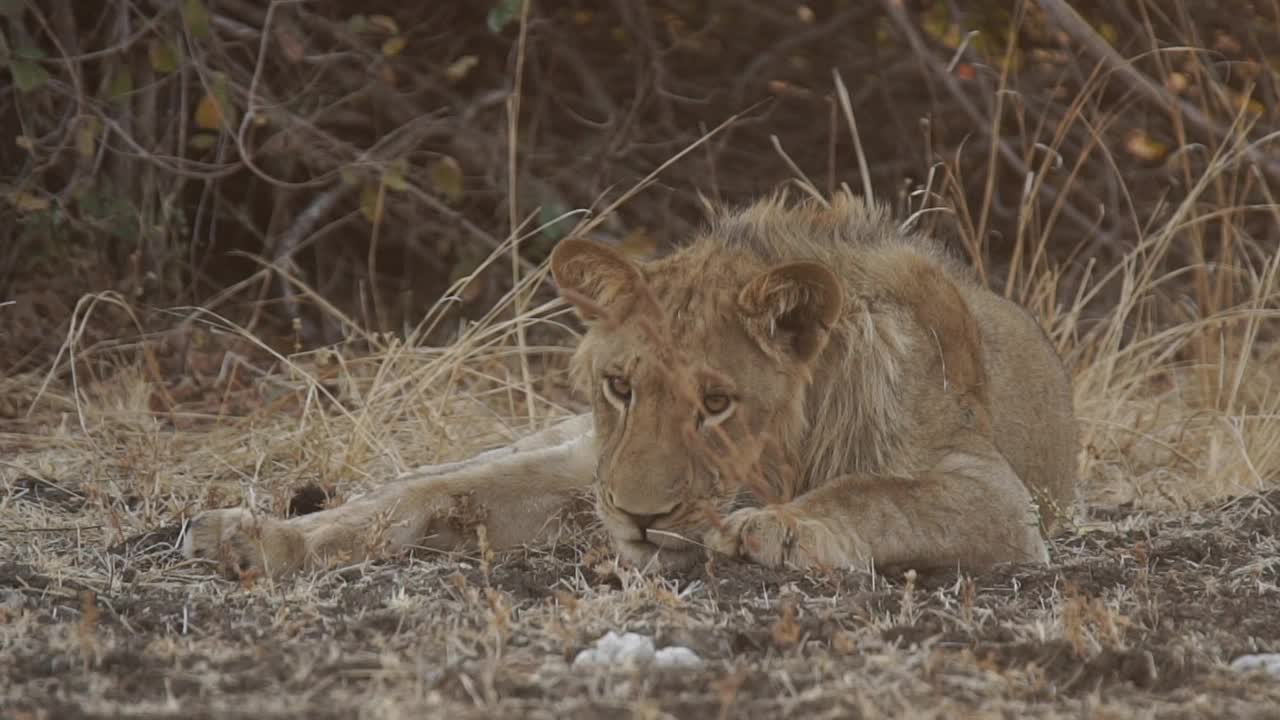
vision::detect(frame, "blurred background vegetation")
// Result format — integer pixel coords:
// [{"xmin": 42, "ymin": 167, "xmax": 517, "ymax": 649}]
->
[{"xmin": 3, "ymin": 0, "xmax": 1278, "ymax": 377}]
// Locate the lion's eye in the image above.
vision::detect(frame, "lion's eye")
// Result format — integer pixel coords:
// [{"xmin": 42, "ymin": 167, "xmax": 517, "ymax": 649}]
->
[
  {"xmin": 605, "ymin": 375, "xmax": 632, "ymax": 402},
  {"xmin": 703, "ymin": 393, "xmax": 732, "ymax": 415}
]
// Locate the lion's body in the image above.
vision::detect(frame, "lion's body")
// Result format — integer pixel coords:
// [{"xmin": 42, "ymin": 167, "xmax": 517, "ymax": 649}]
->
[
  {"xmin": 186, "ymin": 193, "xmax": 1077, "ymax": 578},
  {"xmin": 673, "ymin": 196, "xmax": 1075, "ymax": 513}
]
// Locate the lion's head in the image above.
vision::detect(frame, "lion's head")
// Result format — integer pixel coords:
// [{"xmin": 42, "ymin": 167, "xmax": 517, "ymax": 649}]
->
[{"xmin": 550, "ymin": 235, "xmax": 842, "ymax": 568}]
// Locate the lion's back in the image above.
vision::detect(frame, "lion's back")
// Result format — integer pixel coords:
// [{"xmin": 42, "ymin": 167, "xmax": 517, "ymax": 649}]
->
[{"xmin": 962, "ymin": 288, "xmax": 1078, "ymax": 530}]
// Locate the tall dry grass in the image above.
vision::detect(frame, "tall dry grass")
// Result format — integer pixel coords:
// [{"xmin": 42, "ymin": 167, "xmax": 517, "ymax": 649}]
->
[{"xmin": 923, "ymin": 4, "xmax": 1280, "ymax": 510}]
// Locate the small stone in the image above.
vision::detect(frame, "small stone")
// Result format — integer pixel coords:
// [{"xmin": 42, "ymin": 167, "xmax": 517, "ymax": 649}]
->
[
  {"xmin": 571, "ymin": 648, "xmax": 607, "ymax": 669},
  {"xmin": 616, "ymin": 633, "xmax": 656, "ymax": 665},
  {"xmin": 1230, "ymin": 654, "xmax": 1280, "ymax": 677},
  {"xmin": 654, "ymin": 646, "xmax": 703, "ymax": 668},
  {"xmin": 571, "ymin": 631, "xmax": 667, "ymax": 669}
]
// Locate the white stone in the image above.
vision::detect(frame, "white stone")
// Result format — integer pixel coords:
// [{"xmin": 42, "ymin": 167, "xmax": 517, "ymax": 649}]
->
[
  {"xmin": 571, "ymin": 648, "xmax": 608, "ymax": 669},
  {"xmin": 615, "ymin": 632, "xmax": 657, "ymax": 665},
  {"xmin": 572, "ymin": 631, "xmax": 701, "ymax": 670},
  {"xmin": 1230, "ymin": 654, "xmax": 1280, "ymax": 677},
  {"xmin": 654, "ymin": 646, "xmax": 704, "ymax": 668}
]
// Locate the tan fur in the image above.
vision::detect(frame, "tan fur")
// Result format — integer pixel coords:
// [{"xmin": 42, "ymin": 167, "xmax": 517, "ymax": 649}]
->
[{"xmin": 185, "ymin": 192, "xmax": 1076, "ymax": 578}]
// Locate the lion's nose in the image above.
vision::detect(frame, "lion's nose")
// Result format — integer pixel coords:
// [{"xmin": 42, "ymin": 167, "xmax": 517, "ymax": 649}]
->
[
  {"xmin": 606, "ymin": 489, "xmax": 676, "ymax": 534},
  {"xmin": 620, "ymin": 510, "xmax": 665, "ymax": 531}
]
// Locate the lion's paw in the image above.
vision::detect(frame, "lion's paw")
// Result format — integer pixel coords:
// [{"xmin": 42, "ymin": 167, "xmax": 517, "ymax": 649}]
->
[
  {"xmin": 705, "ymin": 507, "xmax": 795, "ymax": 567},
  {"xmin": 183, "ymin": 508, "xmax": 306, "ymax": 580},
  {"xmin": 705, "ymin": 506, "xmax": 865, "ymax": 570}
]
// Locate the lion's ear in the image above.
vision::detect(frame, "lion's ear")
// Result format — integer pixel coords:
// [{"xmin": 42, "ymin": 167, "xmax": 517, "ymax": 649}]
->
[
  {"xmin": 738, "ymin": 262, "xmax": 842, "ymax": 362},
  {"xmin": 550, "ymin": 238, "xmax": 644, "ymax": 321}
]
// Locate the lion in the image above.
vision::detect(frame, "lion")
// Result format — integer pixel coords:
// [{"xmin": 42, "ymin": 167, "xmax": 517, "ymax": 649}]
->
[{"xmin": 184, "ymin": 192, "xmax": 1077, "ymax": 578}]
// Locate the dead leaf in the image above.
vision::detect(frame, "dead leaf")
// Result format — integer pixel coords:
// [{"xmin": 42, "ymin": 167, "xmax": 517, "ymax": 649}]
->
[
  {"xmin": 1097, "ymin": 22, "xmax": 1118, "ymax": 45},
  {"xmin": 1124, "ymin": 129, "xmax": 1168, "ymax": 162},
  {"xmin": 1231, "ymin": 91, "xmax": 1265, "ymax": 117},
  {"xmin": 195, "ymin": 76, "xmax": 238, "ymax": 131},
  {"xmin": 8, "ymin": 191, "xmax": 49, "ymax": 212},
  {"xmin": 617, "ymin": 229, "xmax": 657, "ymax": 259},
  {"xmin": 1165, "ymin": 72, "xmax": 1189, "ymax": 94},
  {"xmin": 195, "ymin": 93, "xmax": 226, "ymax": 130},
  {"xmin": 831, "ymin": 630, "xmax": 857, "ymax": 654},
  {"xmin": 770, "ymin": 602, "xmax": 801, "ymax": 648},
  {"xmin": 381, "ymin": 36, "xmax": 407, "ymax": 56},
  {"xmin": 445, "ymin": 55, "xmax": 479, "ymax": 82}
]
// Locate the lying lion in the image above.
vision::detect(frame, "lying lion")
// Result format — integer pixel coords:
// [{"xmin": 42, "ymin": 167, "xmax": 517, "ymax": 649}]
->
[{"xmin": 185, "ymin": 192, "xmax": 1076, "ymax": 578}]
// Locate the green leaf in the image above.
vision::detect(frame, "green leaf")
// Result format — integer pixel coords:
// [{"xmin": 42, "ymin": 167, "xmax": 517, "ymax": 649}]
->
[
  {"xmin": 10, "ymin": 59, "xmax": 49, "ymax": 92},
  {"xmin": 76, "ymin": 116, "xmax": 101, "ymax": 158},
  {"xmin": 427, "ymin": 156, "xmax": 463, "ymax": 203},
  {"xmin": 359, "ymin": 182, "xmax": 384, "ymax": 223},
  {"xmin": 538, "ymin": 200, "xmax": 573, "ymax": 243},
  {"xmin": 212, "ymin": 74, "xmax": 237, "ymax": 126},
  {"xmin": 486, "ymin": 0, "xmax": 523, "ymax": 34},
  {"xmin": 14, "ymin": 46, "xmax": 47, "ymax": 60},
  {"xmin": 108, "ymin": 66, "xmax": 133, "ymax": 101},
  {"xmin": 183, "ymin": 0, "xmax": 211, "ymax": 39},
  {"xmin": 383, "ymin": 159, "xmax": 410, "ymax": 192},
  {"xmin": 148, "ymin": 38, "xmax": 179, "ymax": 73},
  {"xmin": 188, "ymin": 133, "xmax": 218, "ymax": 150}
]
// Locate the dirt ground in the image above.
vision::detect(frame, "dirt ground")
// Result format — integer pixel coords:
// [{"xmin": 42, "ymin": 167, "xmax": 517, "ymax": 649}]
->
[{"xmin": 4, "ymin": 473, "xmax": 1279, "ymax": 718}]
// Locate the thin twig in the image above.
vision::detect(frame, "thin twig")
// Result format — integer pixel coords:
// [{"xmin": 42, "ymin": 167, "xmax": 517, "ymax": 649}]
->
[
  {"xmin": 832, "ymin": 69, "xmax": 874, "ymax": 203},
  {"xmin": 508, "ymin": 0, "xmax": 537, "ymax": 426}
]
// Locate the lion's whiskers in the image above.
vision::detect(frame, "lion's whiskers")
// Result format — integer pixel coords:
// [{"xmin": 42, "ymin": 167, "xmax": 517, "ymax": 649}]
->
[{"xmin": 646, "ymin": 528, "xmax": 709, "ymax": 549}]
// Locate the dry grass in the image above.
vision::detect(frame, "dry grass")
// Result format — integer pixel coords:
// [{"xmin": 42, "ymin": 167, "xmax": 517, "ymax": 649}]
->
[{"xmin": 5, "ymin": 3, "xmax": 1280, "ymax": 718}]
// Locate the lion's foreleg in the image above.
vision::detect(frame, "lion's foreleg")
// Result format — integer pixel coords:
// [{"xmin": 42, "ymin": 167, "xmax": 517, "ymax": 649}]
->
[
  {"xmin": 707, "ymin": 446, "xmax": 1048, "ymax": 571},
  {"xmin": 185, "ymin": 416, "xmax": 598, "ymax": 578}
]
